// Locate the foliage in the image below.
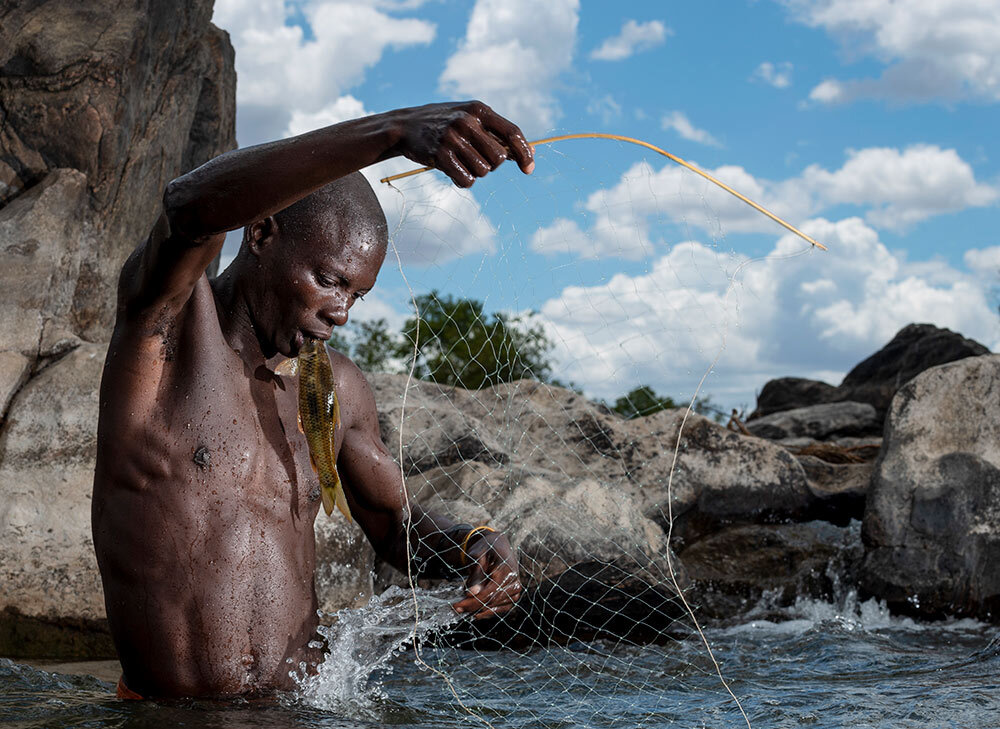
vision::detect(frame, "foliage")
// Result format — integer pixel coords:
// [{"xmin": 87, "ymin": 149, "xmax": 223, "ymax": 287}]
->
[
  {"xmin": 398, "ymin": 291, "xmax": 554, "ymax": 390},
  {"xmin": 611, "ymin": 385, "xmax": 724, "ymax": 422}
]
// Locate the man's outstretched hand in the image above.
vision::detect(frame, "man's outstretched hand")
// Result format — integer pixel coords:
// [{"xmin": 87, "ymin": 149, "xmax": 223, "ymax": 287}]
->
[
  {"xmin": 386, "ymin": 101, "xmax": 535, "ymax": 188},
  {"xmin": 452, "ymin": 530, "xmax": 523, "ymax": 620}
]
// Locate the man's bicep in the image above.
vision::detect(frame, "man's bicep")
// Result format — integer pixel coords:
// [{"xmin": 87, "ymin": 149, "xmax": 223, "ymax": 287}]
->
[{"xmin": 118, "ymin": 209, "xmax": 225, "ymax": 314}]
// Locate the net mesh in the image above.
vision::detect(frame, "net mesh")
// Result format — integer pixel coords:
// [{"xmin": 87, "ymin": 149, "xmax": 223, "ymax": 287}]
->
[{"xmin": 325, "ymin": 138, "xmax": 822, "ymax": 727}]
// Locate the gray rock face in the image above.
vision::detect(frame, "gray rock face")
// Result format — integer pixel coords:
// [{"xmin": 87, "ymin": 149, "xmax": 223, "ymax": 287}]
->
[
  {"xmin": 861, "ymin": 354, "xmax": 1000, "ymax": 620},
  {"xmin": 747, "ymin": 401, "xmax": 880, "ymax": 441},
  {"xmin": 0, "ymin": 0, "xmax": 236, "ymax": 656},
  {"xmin": 751, "ymin": 324, "xmax": 990, "ymax": 422}
]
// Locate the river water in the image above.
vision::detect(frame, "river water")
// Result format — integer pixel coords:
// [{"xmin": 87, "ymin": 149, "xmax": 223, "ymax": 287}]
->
[{"xmin": 3, "ymin": 586, "xmax": 999, "ymax": 729}]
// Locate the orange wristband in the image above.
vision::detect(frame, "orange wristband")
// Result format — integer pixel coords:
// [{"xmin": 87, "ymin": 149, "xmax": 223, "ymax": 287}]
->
[{"xmin": 459, "ymin": 525, "xmax": 496, "ymax": 567}]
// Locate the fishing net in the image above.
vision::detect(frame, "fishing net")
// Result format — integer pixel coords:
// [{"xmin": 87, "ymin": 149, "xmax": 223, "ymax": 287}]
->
[{"xmin": 314, "ymin": 136, "xmax": 824, "ymax": 728}]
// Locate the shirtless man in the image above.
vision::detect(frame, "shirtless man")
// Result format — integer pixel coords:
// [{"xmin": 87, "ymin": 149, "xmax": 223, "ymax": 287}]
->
[{"xmin": 91, "ymin": 101, "xmax": 535, "ymax": 698}]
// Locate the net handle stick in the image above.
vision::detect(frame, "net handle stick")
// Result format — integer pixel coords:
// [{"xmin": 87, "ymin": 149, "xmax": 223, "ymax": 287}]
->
[{"xmin": 379, "ymin": 132, "xmax": 827, "ymax": 252}]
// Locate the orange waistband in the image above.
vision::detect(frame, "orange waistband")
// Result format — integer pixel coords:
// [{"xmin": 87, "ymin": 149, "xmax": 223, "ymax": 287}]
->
[{"xmin": 116, "ymin": 675, "xmax": 143, "ymax": 700}]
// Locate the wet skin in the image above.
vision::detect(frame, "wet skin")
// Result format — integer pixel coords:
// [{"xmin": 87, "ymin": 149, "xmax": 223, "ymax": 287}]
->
[{"xmin": 91, "ymin": 102, "xmax": 534, "ymax": 698}]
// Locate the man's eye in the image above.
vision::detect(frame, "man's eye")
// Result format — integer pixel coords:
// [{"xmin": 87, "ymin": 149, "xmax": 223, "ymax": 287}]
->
[
  {"xmin": 316, "ymin": 273, "xmax": 335, "ymax": 287},
  {"xmin": 354, "ymin": 292, "xmax": 367, "ymax": 301}
]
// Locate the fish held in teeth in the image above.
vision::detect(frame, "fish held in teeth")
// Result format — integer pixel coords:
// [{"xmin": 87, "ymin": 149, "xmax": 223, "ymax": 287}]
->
[{"xmin": 276, "ymin": 339, "xmax": 351, "ymax": 521}]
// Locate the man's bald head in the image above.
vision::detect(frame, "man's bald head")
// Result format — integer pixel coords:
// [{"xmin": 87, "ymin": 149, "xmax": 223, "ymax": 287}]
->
[{"xmin": 268, "ymin": 172, "xmax": 388, "ymax": 257}]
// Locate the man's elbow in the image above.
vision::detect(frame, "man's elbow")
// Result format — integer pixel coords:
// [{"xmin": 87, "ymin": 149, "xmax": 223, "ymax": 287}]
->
[{"xmin": 162, "ymin": 177, "xmax": 212, "ymax": 243}]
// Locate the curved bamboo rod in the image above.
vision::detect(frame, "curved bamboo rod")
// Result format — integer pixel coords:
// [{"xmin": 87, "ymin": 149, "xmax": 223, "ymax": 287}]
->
[{"xmin": 379, "ymin": 132, "xmax": 827, "ymax": 251}]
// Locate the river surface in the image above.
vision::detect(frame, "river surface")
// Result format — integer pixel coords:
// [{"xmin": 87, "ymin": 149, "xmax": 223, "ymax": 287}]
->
[{"xmin": 3, "ymin": 587, "xmax": 999, "ymax": 729}]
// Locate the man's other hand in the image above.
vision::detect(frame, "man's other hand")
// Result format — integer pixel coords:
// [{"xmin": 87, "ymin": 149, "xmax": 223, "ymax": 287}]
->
[
  {"xmin": 389, "ymin": 101, "xmax": 535, "ymax": 188},
  {"xmin": 452, "ymin": 530, "xmax": 523, "ymax": 620}
]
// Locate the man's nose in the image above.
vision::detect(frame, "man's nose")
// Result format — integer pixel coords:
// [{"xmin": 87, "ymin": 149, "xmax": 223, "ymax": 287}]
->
[{"xmin": 321, "ymin": 293, "xmax": 350, "ymax": 327}]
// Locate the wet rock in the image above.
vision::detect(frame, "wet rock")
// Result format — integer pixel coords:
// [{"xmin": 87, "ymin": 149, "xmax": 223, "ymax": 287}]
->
[
  {"xmin": 747, "ymin": 401, "xmax": 880, "ymax": 441},
  {"xmin": 683, "ymin": 521, "xmax": 863, "ymax": 620},
  {"xmin": 861, "ymin": 354, "xmax": 1000, "ymax": 621}
]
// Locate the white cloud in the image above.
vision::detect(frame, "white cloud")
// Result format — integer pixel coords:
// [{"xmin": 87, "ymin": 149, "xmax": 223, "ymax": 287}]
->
[
  {"xmin": 536, "ymin": 216, "xmax": 999, "ymax": 406},
  {"xmin": 782, "ymin": 0, "xmax": 1000, "ymax": 104},
  {"xmin": 212, "ymin": 0, "xmax": 435, "ymax": 144},
  {"xmin": 800, "ymin": 144, "xmax": 999, "ymax": 230},
  {"xmin": 752, "ymin": 61, "xmax": 794, "ymax": 88},
  {"xmin": 285, "ymin": 95, "xmax": 369, "ymax": 136},
  {"xmin": 661, "ymin": 111, "xmax": 722, "ymax": 147},
  {"xmin": 530, "ymin": 144, "xmax": 997, "ymax": 260},
  {"xmin": 438, "ymin": 0, "xmax": 579, "ymax": 136},
  {"xmin": 590, "ymin": 19, "xmax": 670, "ymax": 61},
  {"xmin": 965, "ymin": 246, "xmax": 1000, "ymax": 278}
]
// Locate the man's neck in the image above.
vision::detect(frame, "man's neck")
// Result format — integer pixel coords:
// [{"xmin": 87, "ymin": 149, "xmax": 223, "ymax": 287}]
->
[{"xmin": 211, "ymin": 263, "xmax": 273, "ymax": 365}]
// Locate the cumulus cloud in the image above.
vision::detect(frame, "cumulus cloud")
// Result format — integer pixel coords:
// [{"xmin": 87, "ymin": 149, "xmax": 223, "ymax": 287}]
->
[
  {"xmin": 800, "ymin": 144, "xmax": 999, "ymax": 230},
  {"xmin": 530, "ymin": 144, "xmax": 998, "ymax": 260},
  {"xmin": 752, "ymin": 61, "xmax": 793, "ymax": 88},
  {"xmin": 438, "ymin": 0, "xmax": 579, "ymax": 136},
  {"xmin": 212, "ymin": 0, "xmax": 435, "ymax": 144},
  {"xmin": 536, "ymin": 217, "xmax": 999, "ymax": 406},
  {"xmin": 661, "ymin": 111, "xmax": 722, "ymax": 147},
  {"xmin": 590, "ymin": 19, "xmax": 670, "ymax": 61},
  {"xmin": 782, "ymin": 0, "xmax": 1000, "ymax": 104}
]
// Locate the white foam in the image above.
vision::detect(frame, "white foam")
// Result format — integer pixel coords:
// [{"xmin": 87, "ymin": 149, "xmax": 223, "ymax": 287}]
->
[{"xmin": 289, "ymin": 585, "xmax": 464, "ymax": 717}]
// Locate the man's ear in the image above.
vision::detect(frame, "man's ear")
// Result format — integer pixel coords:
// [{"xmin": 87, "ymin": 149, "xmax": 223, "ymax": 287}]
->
[{"xmin": 246, "ymin": 216, "xmax": 278, "ymax": 257}]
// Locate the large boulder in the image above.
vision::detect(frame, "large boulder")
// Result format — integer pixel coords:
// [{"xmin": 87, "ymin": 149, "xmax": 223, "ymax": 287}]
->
[
  {"xmin": 751, "ymin": 324, "xmax": 990, "ymax": 422},
  {"xmin": 0, "ymin": 0, "xmax": 236, "ymax": 658},
  {"xmin": 861, "ymin": 354, "xmax": 1000, "ymax": 620}
]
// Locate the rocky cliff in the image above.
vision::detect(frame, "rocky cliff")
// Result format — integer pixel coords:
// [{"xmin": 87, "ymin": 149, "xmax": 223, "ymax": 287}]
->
[{"xmin": 0, "ymin": 0, "xmax": 236, "ymax": 657}]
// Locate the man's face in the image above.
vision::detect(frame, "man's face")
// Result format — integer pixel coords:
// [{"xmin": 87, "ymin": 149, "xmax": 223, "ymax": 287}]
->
[{"xmin": 255, "ymin": 217, "xmax": 386, "ymax": 358}]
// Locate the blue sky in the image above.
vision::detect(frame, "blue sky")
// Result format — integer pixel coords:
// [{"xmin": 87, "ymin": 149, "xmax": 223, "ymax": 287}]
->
[{"xmin": 212, "ymin": 0, "xmax": 1000, "ymax": 409}]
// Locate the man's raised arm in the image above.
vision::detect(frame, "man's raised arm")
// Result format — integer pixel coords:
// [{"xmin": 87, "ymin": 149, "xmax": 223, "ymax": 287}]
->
[{"xmin": 120, "ymin": 102, "xmax": 535, "ymax": 314}]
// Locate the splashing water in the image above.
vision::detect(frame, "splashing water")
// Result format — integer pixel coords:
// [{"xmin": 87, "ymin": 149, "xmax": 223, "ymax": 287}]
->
[{"xmin": 288, "ymin": 585, "xmax": 464, "ymax": 717}]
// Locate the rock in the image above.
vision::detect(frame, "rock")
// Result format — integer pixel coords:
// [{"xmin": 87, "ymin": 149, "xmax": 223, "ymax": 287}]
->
[
  {"xmin": 683, "ymin": 521, "xmax": 862, "ymax": 620},
  {"xmin": 0, "ymin": 344, "xmax": 106, "ymax": 628},
  {"xmin": 746, "ymin": 401, "xmax": 880, "ymax": 441},
  {"xmin": 751, "ymin": 377, "xmax": 839, "ymax": 419},
  {"xmin": 841, "ymin": 323, "xmax": 989, "ymax": 417},
  {"xmin": 798, "ymin": 455, "xmax": 873, "ymax": 524},
  {"xmin": 373, "ymin": 374, "xmax": 818, "ymax": 550},
  {"xmin": 861, "ymin": 354, "xmax": 1000, "ymax": 620},
  {"xmin": 750, "ymin": 324, "xmax": 990, "ymax": 423},
  {"xmin": 0, "ymin": 0, "xmax": 235, "ymax": 658},
  {"xmin": 313, "ymin": 516, "xmax": 375, "ymax": 615}
]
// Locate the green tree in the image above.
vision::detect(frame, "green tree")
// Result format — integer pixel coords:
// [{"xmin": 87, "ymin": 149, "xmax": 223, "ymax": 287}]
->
[
  {"xmin": 611, "ymin": 385, "xmax": 725, "ymax": 422},
  {"xmin": 612, "ymin": 385, "xmax": 677, "ymax": 419},
  {"xmin": 352, "ymin": 318, "xmax": 398, "ymax": 373},
  {"xmin": 399, "ymin": 291, "xmax": 554, "ymax": 390}
]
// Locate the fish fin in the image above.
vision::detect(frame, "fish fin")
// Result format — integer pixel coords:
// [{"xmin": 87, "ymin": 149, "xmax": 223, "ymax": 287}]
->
[
  {"xmin": 320, "ymin": 484, "xmax": 334, "ymax": 516},
  {"xmin": 308, "ymin": 452, "xmax": 318, "ymax": 474},
  {"xmin": 333, "ymin": 471, "xmax": 352, "ymax": 523},
  {"xmin": 274, "ymin": 358, "xmax": 299, "ymax": 377}
]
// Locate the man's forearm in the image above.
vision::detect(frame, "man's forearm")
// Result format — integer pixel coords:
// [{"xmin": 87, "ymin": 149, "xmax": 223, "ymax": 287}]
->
[
  {"xmin": 401, "ymin": 506, "xmax": 477, "ymax": 580},
  {"xmin": 163, "ymin": 112, "xmax": 400, "ymax": 239}
]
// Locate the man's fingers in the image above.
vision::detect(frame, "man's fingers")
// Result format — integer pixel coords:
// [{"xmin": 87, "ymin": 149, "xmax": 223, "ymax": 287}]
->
[
  {"xmin": 453, "ymin": 567, "xmax": 522, "ymax": 614},
  {"xmin": 436, "ymin": 148, "xmax": 475, "ymax": 188},
  {"xmin": 477, "ymin": 111, "xmax": 534, "ymax": 174},
  {"xmin": 450, "ymin": 135, "xmax": 492, "ymax": 179}
]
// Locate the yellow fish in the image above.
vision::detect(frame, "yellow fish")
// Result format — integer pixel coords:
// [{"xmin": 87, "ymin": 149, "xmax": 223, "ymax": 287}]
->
[{"xmin": 276, "ymin": 340, "xmax": 352, "ymax": 521}]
